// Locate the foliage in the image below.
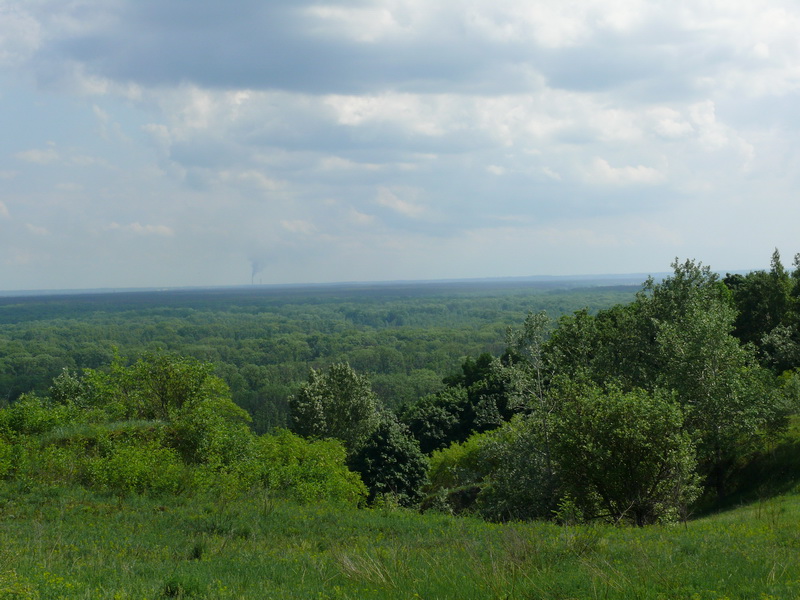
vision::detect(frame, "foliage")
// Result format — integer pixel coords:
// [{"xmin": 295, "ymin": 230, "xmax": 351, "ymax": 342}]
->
[
  {"xmin": 543, "ymin": 258, "xmax": 787, "ymax": 497},
  {"xmin": 473, "ymin": 413, "xmax": 560, "ymax": 522},
  {"xmin": 555, "ymin": 384, "xmax": 700, "ymax": 525},
  {"xmin": 252, "ymin": 429, "xmax": 367, "ymax": 505},
  {"xmin": 0, "ymin": 281, "xmax": 636, "ymax": 429},
  {"xmin": 400, "ymin": 386, "xmax": 469, "ymax": 453},
  {"xmin": 348, "ymin": 416, "xmax": 428, "ymax": 507},
  {"xmin": 83, "ymin": 438, "xmax": 185, "ymax": 496},
  {"xmin": 0, "ymin": 353, "xmax": 366, "ymax": 505},
  {"xmin": 425, "ymin": 419, "xmax": 552, "ymax": 519},
  {"xmin": 0, "ymin": 436, "xmax": 10, "ymax": 479},
  {"xmin": 289, "ymin": 362, "xmax": 381, "ymax": 454}
]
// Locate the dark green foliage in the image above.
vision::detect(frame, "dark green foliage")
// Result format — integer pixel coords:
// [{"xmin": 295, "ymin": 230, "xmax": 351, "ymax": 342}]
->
[
  {"xmin": 544, "ymin": 259, "xmax": 785, "ymax": 497},
  {"xmin": 724, "ymin": 249, "xmax": 800, "ymax": 373},
  {"xmin": 402, "ymin": 351, "xmax": 516, "ymax": 453},
  {"xmin": 349, "ymin": 416, "xmax": 428, "ymax": 506},
  {"xmin": 555, "ymin": 385, "xmax": 699, "ymax": 525},
  {"xmin": 400, "ymin": 386, "xmax": 469, "ymax": 453},
  {"xmin": 473, "ymin": 414, "xmax": 560, "ymax": 522}
]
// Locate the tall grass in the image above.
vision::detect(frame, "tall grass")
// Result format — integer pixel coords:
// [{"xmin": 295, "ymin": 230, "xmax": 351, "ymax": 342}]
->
[{"xmin": 1, "ymin": 480, "xmax": 799, "ymax": 599}]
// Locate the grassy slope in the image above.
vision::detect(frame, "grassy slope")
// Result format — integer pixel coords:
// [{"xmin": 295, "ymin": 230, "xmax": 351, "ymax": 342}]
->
[{"xmin": 1, "ymin": 479, "xmax": 799, "ymax": 600}]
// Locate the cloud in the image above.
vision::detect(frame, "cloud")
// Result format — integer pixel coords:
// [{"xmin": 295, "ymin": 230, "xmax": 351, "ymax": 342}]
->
[
  {"xmin": 25, "ymin": 224, "xmax": 49, "ymax": 236},
  {"xmin": 15, "ymin": 147, "xmax": 60, "ymax": 164},
  {"xmin": 588, "ymin": 158, "xmax": 666, "ymax": 186},
  {"xmin": 0, "ymin": 3, "xmax": 41, "ymax": 67},
  {"xmin": 1, "ymin": 0, "xmax": 800, "ymax": 290},
  {"xmin": 107, "ymin": 222, "xmax": 175, "ymax": 236},
  {"xmin": 280, "ymin": 220, "xmax": 316, "ymax": 235},
  {"xmin": 0, "ymin": 201, "xmax": 9, "ymax": 218},
  {"xmin": 375, "ymin": 187, "xmax": 426, "ymax": 219}
]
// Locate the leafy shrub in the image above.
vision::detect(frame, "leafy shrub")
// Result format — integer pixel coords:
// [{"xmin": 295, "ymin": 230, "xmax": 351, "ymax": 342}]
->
[
  {"xmin": 426, "ymin": 415, "xmax": 558, "ymax": 520},
  {"xmin": 555, "ymin": 385, "xmax": 700, "ymax": 525},
  {"xmin": 425, "ymin": 429, "xmax": 496, "ymax": 514},
  {"xmin": 474, "ymin": 414, "xmax": 559, "ymax": 522},
  {"xmin": 253, "ymin": 429, "xmax": 367, "ymax": 505},
  {"xmin": 0, "ymin": 437, "xmax": 11, "ymax": 479},
  {"xmin": 167, "ymin": 398, "xmax": 253, "ymax": 467},
  {"xmin": 289, "ymin": 363, "xmax": 381, "ymax": 454},
  {"xmin": 4, "ymin": 394, "xmax": 78, "ymax": 436},
  {"xmin": 83, "ymin": 439, "xmax": 185, "ymax": 495}
]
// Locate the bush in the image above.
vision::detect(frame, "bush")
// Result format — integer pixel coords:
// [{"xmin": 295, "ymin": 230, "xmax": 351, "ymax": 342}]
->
[
  {"xmin": 0, "ymin": 437, "xmax": 11, "ymax": 479},
  {"xmin": 474, "ymin": 414, "xmax": 559, "ymax": 522},
  {"xmin": 4, "ymin": 394, "xmax": 78, "ymax": 436},
  {"xmin": 83, "ymin": 439, "xmax": 185, "ymax": 496},
  {"xmin": 254, "ymin": 429, "xmax": 367, "ymax": 505},
  {"xmin": 555, "ymin": 385, "xmax": 700, "ymax": 525}
]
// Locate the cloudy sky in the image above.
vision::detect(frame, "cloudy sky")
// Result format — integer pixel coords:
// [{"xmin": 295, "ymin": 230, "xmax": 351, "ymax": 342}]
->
[{"xmin": 1, "ymin": 0, "xmax": 799, "ymax": 290}]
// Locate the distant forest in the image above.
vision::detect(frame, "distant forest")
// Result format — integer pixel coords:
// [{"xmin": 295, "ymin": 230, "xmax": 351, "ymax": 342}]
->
[{"xmin": 0, "ymin": 278, "xmax": 638, "ymax": 433}]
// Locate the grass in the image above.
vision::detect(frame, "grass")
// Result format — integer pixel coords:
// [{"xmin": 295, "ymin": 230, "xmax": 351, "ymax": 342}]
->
[{"xmin": 2, "ymin": 480, "xmax": 800, "ymax": 599}]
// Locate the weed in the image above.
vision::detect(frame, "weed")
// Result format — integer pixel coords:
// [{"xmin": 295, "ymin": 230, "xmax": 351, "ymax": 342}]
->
[{"xmin": 160, "ymin": 574, "xmax": 204, "ymax": 599}]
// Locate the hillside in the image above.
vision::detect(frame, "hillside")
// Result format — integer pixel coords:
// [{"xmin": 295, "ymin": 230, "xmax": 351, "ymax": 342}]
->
[{"xmin": 1, "ymin": 477, "xmax": 799, "ymax": 599}]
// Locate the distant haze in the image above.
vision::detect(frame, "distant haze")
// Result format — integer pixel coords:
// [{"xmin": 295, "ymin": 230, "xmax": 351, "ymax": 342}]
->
[{"xmin": 1, "ymin": 1, "xmax": 798, "ymax": 291}]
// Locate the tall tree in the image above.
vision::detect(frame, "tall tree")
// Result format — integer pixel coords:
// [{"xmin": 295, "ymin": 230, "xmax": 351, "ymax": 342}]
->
[{"xmin": 289, "ymin": 363, "xmax": 381, "ymax": 454}]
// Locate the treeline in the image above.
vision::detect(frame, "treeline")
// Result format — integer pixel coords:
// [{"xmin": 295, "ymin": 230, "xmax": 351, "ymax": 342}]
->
[
  {"xmin": 2, "ymin": 254, "xmax": 798, "ymax": 527},
  {"xmin": 0, "ymin": 283, "xmax": 636, "ymax": 432},
  {"xmin": 397, "ymin": 252, "xmax": 800, "ymax": 523},
  {"xmin": 281, "ymin": 252, "xmax": 800, "ymax": 524}
]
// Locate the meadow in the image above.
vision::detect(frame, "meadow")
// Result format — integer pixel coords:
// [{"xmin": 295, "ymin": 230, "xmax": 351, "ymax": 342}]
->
[{"xmin": 1, "ymin": 477, "xmax": 799, "ymax": 599}]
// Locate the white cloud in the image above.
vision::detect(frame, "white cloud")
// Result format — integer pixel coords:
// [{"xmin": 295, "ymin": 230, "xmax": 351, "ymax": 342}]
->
[
  {"xmin": 348, "ymin": 207, "xmax": 377, "ymax": 226},
  {"xmin": 376, "ymin": 187, "xmax": 426, "ymax": 218},
  {"xmin": 587, "ymin": 158, "xmax": 666, "ymax": 186},
  {"xmin": 0, "ymin": 201, "xmax": 9, "ymax": 218},
  {"xmin": 648, "ymin": 107, "xmax": 695, "ymax": 140},
  {"xmin": 15, "ymin": 147, "xmax": 60, "ymax": 164},
  {"xmin": 0, "ymin": 3, "xmax": 41, "ymax": 66},
  {"xmin": 280, "ymin": 220, "xmax": 316, "ymax": 235},
  {"xmin": 107, "ymin": 222, "xmax": 175, "ymax": 236},
  {"xmin": 26, "ymin": 223, "xmax": 49, "ymax": 236}
]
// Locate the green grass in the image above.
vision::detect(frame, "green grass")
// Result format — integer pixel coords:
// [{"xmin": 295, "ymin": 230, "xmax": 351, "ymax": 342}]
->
[{"xmin": 2, "ymin": 480, "xmax": 800, "ymax": 599}]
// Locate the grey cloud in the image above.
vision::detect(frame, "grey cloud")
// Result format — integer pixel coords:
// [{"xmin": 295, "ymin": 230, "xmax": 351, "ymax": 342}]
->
[{"xmin": 25, "ymin": 1, "xmax": 587, "ymax": 95}]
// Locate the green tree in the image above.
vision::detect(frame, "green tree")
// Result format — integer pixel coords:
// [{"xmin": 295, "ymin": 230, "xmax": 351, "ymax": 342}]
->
[
  {"xmin": 555, "ymin": 385, "xmax": 699, "ymax": 525},
  {"xmin": 725, "ymin": 249, "xmax": 794, "ymax": 354},
  {"xmin": 289, "ymin": 363, "xmax": 381, "ymax": 454},
  {"xmin": 474, "ymin": 413, "xmax": 559, "ymax": 522},
  {"xmin": 650, "ymin": 261, "xmax": 772, "ymax": 493},
  {"xmin": 400, "ymin": 386, "xmax": 469, "ymax": 454},
  {"xmin": 349, "ymin": 416, "xmax": 428, "ymax": 507}
]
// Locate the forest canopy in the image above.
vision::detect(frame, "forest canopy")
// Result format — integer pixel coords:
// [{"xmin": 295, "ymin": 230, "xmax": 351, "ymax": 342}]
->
[{"xmin": 1, "ymin": 253, "xmax": 799, "ymax": 525}]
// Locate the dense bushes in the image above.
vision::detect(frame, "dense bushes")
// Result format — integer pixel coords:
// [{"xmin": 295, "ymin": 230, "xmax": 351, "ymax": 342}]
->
[{"xmin": 0, "ymin": 353, "xmax": 367, "ymax": 506}]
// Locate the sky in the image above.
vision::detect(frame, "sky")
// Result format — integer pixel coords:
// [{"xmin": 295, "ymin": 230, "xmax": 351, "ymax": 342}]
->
[{"xmin": 1, "ymin": 0, "xmax": 799, "ymax": 291}]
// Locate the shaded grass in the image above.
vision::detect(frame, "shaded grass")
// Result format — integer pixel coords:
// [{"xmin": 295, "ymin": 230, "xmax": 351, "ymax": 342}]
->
[{"xmin": 2, "ymin": 481, "xmax": 800, "ymax": 599}]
